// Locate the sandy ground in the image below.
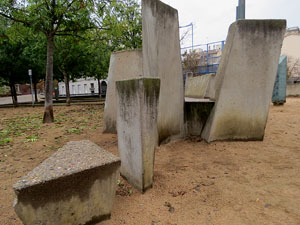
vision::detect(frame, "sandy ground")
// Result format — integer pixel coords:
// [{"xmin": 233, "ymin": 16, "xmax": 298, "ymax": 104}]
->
[{"xmin": 0, "ymin": 98, "xmax": 299, "ymax": 225}]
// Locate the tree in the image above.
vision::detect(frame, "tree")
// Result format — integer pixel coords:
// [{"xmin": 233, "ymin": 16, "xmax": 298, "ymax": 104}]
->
[
  {"xmin": 287, "ymin": 56, "xmax": 300, "ymax": 79},
  {"xmin": 0, "ymin": 19, "xmax": 28, "ymax": 107},
  {"xmin": 0, "ymin": 15, "xmax": 46, "ymax": 105},
  {"xmin": 182, "ymin": 50, "xmax": 201, "ymax": 74},
  {"xmin": 54, "ymin": 0, "xmax": 142, "ymax": 102},
  {"xmin": 54, "ymin": 35, "xmax": 92, "ymax": 105},
  {"xmin": 0, "ymin": 0, "xmax": 100, "ymax": 122},
  {"xmin": 102, "ymin": 0, "xmax": 142, "ymax": 51},
  {"xmin": 88, "ymin": 0, "xmax": 142, "ymax": 93}
]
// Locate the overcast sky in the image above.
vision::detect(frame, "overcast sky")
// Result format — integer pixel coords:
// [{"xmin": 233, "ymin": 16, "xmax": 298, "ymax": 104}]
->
[{"xmin": 159, "ymin": 0, "xmax": 300, "ymax": 48}]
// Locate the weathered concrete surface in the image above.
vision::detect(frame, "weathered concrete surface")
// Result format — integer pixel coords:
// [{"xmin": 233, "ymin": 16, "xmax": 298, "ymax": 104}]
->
[
  {"xmin": 103, "ymin": 50, "xmax": 143, "ymax": 133},
  {"xmin": 142, "ymin": 0, "xmax": 184, "ymax": 142},
  {"xmin": 185, "ymin": 74, "xmax": 215, "ymax": 99},
  {"xmin": 272, "ymin": 56, "xmax": 287, "ymax": 105},
  {"xmin": 13, "ymin": 140, "xmax": 120, "ymax": 225},
  {"xmin": 116, "ymin": 78, "xmax": 160, "ymax": 192},
  {"xmin": 202, "ymin": 20, "xmax": 286, "ymax": 142},
  {"xmin": 184, "ymin": 98, "xmax": 215, "ymax": 136},
  {"xmin": 287, "ymin": 83, "xmax": 300, "ymax": 96}
]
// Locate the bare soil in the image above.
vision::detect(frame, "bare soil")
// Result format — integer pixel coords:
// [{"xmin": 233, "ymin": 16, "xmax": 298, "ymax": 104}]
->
[{"xmin": 0, "ymin": 98, "xmax": 299, "ymax": 225}]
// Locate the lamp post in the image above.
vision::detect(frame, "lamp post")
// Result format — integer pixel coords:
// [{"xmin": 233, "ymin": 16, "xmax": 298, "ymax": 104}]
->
[{"xmin": 28, "ymin": 69, "xmax": 34, "ymax": 107}]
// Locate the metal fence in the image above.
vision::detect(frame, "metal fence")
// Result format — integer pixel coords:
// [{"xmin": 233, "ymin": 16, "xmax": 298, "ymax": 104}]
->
[{"xmin": 181, "ymin": 40, "xmax": 225, "ymax": 75}]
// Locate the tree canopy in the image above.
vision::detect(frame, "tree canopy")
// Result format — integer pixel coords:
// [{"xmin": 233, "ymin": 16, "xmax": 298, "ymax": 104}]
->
[{"xmin": 0, "ymin": 0, "xmax": 142, "ymax": 115}]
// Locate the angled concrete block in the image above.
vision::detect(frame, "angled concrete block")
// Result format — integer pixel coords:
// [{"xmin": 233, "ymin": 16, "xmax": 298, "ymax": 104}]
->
[
  {"xmin": 201, "ymin": 20, "xmax": 286, "ymax": 142},
  {"xmin": 185, "ymin": 74, "xmax": 216, "ymax": 99},
  {"xmin": 13, "ymin": 140, "xmax": 120, "ymax": 225},
  {"xmin": 103, "ymin": 50, "xmax": 143, "ymax": 133},
  {"xmin": 272, "ymin": 56, "xmax": 287, "ymax": 105},
  {"xmin": 116, "ymin": 78, "xmax": 160, "ymax": 192},
  {"xmin": 142, "ymin": 0, "xmax": 184, "ymax": 142}
]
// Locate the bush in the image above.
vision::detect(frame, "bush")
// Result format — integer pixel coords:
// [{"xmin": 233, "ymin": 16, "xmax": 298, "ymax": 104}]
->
[{"xmin": 0, "ymin": 86, "xmax": 10, "ymax": 96}]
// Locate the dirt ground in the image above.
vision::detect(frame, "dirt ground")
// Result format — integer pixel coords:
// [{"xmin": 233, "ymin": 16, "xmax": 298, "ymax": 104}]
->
[{"xmin": 0, "ymin": 98, "xmax": 299, "ymax": 225}]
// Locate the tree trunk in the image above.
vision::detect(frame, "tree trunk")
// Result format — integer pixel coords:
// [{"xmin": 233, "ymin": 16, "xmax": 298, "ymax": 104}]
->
[
  {"xmin": 33, "ymin": 80, "xmax": 38, "ymax": 103},
  {"xmin": 97, "ymin": 77, "xmax": 101, "ymax": 98},
  {"xmin": 9, "ymin": 80, "xmax": 18, "ymax": 107},
  {"xmin": 64, "ymin": 71, "xmax": 71, "ymax": 106},
  {"xmin": 43, "ymin": 34, "xmax": 54, "ymax": 123}
]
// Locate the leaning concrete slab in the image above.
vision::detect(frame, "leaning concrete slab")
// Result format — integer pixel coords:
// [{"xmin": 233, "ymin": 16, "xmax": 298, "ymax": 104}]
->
[
  {"xmin": 13, "ymin": 140, "xmax": 120, "ymax": 225},
  {"xmin": 116, "ymin": 78, "xmax": 160, "ymax": 192},
  {"xmin": 142, "ymin": 0, "xmax": 184, "ymax": 142},
  {"xmin": 272, "ymin": 56, "xmax": 287, "ymax": 105},
  {"xmin": 201, "ymin": 20, "xmax": 286, "ymax": 142},
  {"xmin": 103, "ymin": 50, "xmax": 143, "ymax": 133}
]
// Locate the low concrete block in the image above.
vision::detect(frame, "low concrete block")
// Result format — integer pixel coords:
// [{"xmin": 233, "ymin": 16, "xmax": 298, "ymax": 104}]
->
[
  {"xmin": 287, "ymin": 82, "xmax": 300, "ymax": 96},
  {"xmin": 202, "ymin": 20, "xmax": 286, "ymax": 142},
  {"xmin": 103, "ymin": 50, "xmax": 143, "ymax": 133},
  {"xmin": 184, "ymin": 98, "xmax": 215, "ymax": 136},
  {"xmin": 116, "ymin": 78, "xmax": 160, "ymax": 192},
  {"xmin": 185, "ymin": 74, "xmax": 215, "ymax": 99},
  {"xmin": 13, "ymin": 140, "xmax": 120, "ymax": 225}
]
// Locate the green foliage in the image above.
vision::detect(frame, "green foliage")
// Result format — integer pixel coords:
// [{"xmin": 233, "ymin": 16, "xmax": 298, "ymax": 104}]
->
[
  {"xmin": 0, "ymin": 85, "xmax": 9, "ymax": 96},
  {"xmin": 103, "ymin": 0, "xmax": 142, "ymax": 51},
  {"xmin": 0, "ymin": 0, "xmax": 142, "ymax": 93},
  {"xmin": 0, "ymin": 138, "xmax": 13, "ymax": 145}
]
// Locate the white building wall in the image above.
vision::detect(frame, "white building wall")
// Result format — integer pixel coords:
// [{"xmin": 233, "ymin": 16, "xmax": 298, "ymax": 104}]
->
[
  {"xmin": 58, "ymin": 77, "xmax": 106, "ymax": 96},
  {"xmin": 281, "ymin": 34, "xmax": 300, "ymax": 77}
]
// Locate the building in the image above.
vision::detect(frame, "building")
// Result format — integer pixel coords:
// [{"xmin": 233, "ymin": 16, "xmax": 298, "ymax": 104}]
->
[
  {"xmin": 182, "ymin": 41, "xmax": 225, "ymax": 76},
  {"xmin": 281, "ymin": 27, "xmax": 300, "ymax": 79},
  {"xmin": 58, "ymin": 77, "xmax": 107, "ymax": 97}
]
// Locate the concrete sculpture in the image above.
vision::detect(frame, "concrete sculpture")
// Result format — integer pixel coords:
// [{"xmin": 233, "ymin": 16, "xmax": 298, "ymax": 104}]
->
[
  {"xmin": 13, "ymin": 141, "xmax": 120, "ymax": 225},
  {"xmin": 272, "ymin": 56, "xmax": 287, "ymax": 105},
  {"xmin": 103, "ymin": 50, "xmax": 143, "ymax": 133},
  {"xmin": 201, "ymin": 20, "xmax": 286, "ymax": 142},
  {"xmin": 142, "ymin": 0, "xmax": 184, "ymax": 142},
  {"xmin": 103, "ymin": 0, "xmax": 184, "ymax": 142},
  {"xmin": 116, "ymin": 78, "xmax": 160, "ymax": 192}
]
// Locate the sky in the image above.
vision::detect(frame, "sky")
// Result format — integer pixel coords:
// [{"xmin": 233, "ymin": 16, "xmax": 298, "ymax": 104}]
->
[{"xmin": 160, "ymin": 0, "xmax": 300, "ymax": 48}]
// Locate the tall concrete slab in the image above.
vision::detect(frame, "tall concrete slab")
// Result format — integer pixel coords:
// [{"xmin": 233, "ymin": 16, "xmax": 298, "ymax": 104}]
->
[
  {"xmin": 116, "ymin": 78, "xmax": 160, "ymax": 192},
  {"xmin": 272, "ymin": 56, "xmax": 287, "ymax": 105},
  {"xmin": 201, "ymin": 20, "xmax": 286, "ymax": 142},
  {"xmin": 142, "ymin": 0, "xmax": 184, "ymax": 142},
  {"xmin": 103, "ymin": 50, "xmax": 143, "ymax": 133}
]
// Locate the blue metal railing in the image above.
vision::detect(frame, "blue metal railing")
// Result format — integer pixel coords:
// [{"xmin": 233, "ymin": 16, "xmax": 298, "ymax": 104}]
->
[{"xmin": 181, "ymin": 40, "xmax": 225, "ymax": 75}]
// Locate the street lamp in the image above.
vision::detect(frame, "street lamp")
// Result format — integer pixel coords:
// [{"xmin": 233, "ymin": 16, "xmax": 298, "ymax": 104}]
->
[{"xmin": 28, "ymin": 69, "xmax": 34, "ymax": 107}]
